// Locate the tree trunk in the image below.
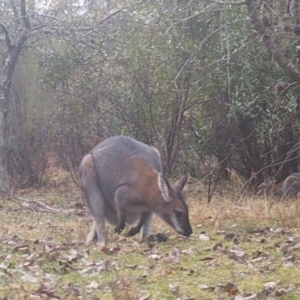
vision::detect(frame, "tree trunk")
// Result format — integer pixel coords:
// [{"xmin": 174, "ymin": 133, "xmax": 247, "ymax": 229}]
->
[
  {"xmin": 0, "ymin": 108, "xmax": 8, "ymax": 192},
  {"xmin": 0, "ymin": 34, "xmax": 27, "ymax": 193}
]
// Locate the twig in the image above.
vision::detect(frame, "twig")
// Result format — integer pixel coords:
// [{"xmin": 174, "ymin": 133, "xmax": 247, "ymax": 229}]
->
[
  {"xmin": 0, "ymin": 23, "xmax": 12, "ymax": 51},
  {"xmin": 20, "ymin": 0, "xmax": 31, "ymax": 30},
  {"xmin": 14, "ymin": 197, "xmax": 87, "ymax": 215},
  {"xmin": 0, "ymin": 236, "xmax": 84, "ymax": 246}
]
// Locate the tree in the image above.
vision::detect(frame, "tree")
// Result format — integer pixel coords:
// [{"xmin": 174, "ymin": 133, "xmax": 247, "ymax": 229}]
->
[
  {"xmin": 242, "ymin": 0, "xmax": 300, "ymax": 183},
  {"xmin": 0, "ymin": 0, "xmax": 122, "ymax": 190},
  {"xmin": 3, "ymin": 0, "xmax": 300, "ymax": 193},
  {"xmin": 0, "ymin": 0, "xmax": 32, "ymax": 192}
]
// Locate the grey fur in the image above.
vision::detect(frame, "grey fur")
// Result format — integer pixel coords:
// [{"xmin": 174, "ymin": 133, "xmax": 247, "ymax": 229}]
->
[{"xmin": 79, "ymin": 136, "xmax": 192, "ymax": 245}]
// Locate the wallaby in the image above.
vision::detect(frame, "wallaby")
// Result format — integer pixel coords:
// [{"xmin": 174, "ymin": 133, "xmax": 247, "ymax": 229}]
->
[
  {"xmin": 257, "ymin": 172, "xmax": 300, "ymax": 198},
  {"xmin": 79, "ymin": 136, "xmax": 192, "ymax": 246}
]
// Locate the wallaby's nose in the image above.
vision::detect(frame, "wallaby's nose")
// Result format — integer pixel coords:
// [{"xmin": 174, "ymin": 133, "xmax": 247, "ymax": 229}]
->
[{"xmin": 185, "ymin": 228, "xmax": 193, "ymax": 236}]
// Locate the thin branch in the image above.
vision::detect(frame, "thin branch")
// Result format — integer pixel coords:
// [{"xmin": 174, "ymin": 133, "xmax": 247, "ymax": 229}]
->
[
  {"xmin": 14, "ymin": 13, "xmax": 61, "ymax": 23},
  {"xmin": 209, "ymin": 0, "xmax": 246, "ymax": 4},
  {"xmin": 245, "ymin": 0, "xmax": 300, "ymax": 84},
  {"xmin": 0, "ymin": 23, "xmax": 12, "ymax": 51},
  {"xmin": 20, "ymin": 0, "xmax": 31, "ymax": 30},
  {"xmin": 165, "ymin": 3, "xmax": 216, "ymax": 34},
  {"xmin": 14, "ymin": 197, "xmax": 87, "ymax": 215},
  {"xmin": 9, "ymin": 0, "xmax": 19, "ymax": 23}
]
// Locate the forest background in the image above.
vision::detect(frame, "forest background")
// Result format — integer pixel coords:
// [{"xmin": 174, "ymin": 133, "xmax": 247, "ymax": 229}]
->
[{"xmin": 1, "ymin": 0, "xmax": 300, "ymax": 194}]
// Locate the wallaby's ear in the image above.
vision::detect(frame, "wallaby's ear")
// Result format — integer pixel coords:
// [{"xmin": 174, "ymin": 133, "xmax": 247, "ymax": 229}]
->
[
  {"xmin": 173, "ymin": 174, "xmax": 189, "ymax": 193},
  {"xmin": 158, "ymin": 173, "xmax": 170, "ymax": 202}
]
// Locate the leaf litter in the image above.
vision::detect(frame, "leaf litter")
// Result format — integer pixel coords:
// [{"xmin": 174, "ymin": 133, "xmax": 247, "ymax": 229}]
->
[{"xmin": 1, "ymin": 192, "xmax": 300, "ymax": 299}]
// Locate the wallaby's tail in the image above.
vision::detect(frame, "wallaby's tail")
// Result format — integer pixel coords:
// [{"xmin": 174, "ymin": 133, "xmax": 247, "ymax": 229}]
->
[
  {"xmin": 79, "ymin": 153, "xmax": 107, "ymax": 244},
  {"xmin": 79, "ymin": 153, "xmax": 102, "ymax": 208}
]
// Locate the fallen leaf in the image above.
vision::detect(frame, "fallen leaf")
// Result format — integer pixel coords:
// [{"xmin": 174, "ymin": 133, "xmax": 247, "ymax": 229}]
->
[
  {"xmin": 181, "ymin": 248, "xmax": 196, "ymax": 255},
  {"xmin": 275, "ymin": 284, "xmax": 296, "ymax": 296},
  {"xmin": 138, "ymin": 295, "xmax": 151, "ymax": 300},
  {"xmin": 125, "ymin": 264, "xmax": 138, "ymax": 269},
  {"xmin": 270, "ymin": 227, "xmax": 284, "ymax": 234},
  {"xmin": 228, "ymin": 249, "xmax": 245, "ymax": 257},
  {"xmin": 13, "ymin": 244, "xmax": 30, "ymax": 253},
  {"xmin": 87, "ymin": 281, "xmax": 99, "ymax": 289},
  {"xmin": 169, "ymin": 283, "xmax": 179, "ymax": 295},
  {"xmin": 199, "ymin": 233, "xmax": 210, "ymax": 241},
  {"xmin": 148, "ymin": 254, "xmax": 160, "ymax": 260},
  {"xmin": 264, "ymin": 281, "xmax": 277, "ymax": 290},
  {"xmin": 198, "ymin": 284, "xmax": 210, "ymax": 290},
  {"xmin": 215, "ymin": 282, "xmax": 239, "ymax": 294},
  {"xmin": 212, "ymin": 242, "xmax": 223, "ymax": 251},
  {"xmin": 199, "ymin": 256, "xmax": 214, "ymax": 261},
  {"xmin": 67, "ymin": 249, "xmax": 81, "ymax": 262},
  {"xmin": 234, "ymin": 295, "xmax": 245, "ymax": 300},
  {"xmin": 21, "ymin": 273, "xmax": 39, "ymax": 283},
  {"xmin": 243, "ymin": 294, "xmax": 258, "ymax": 300}
]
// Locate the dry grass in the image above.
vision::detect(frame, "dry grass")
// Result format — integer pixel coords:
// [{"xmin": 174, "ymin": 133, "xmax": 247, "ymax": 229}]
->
[{"xmin": 1, "ymin": 178, "xmax": 300, "ymax": 299}]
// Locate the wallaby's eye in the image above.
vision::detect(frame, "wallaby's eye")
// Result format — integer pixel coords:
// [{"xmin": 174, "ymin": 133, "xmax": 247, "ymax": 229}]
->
[{"xmin": 175, "ymin": 210, "xmax": 183, "ymax": 218}]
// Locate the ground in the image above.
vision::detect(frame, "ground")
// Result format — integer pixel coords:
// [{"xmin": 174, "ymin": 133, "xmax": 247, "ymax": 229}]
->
[{"xmin": 1, "ymin": 179, "xmax": 300, "ymax": 300}]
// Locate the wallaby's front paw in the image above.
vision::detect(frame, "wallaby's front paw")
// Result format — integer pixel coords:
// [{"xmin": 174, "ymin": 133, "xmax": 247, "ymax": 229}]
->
[
  {"xmin": 114, "ymin": 226, "xmax": 123, "ymax": 234},
  {"xmin": 155, "ymin": 233, "xmax": 168, "ymax": 242},
  {"xmin": 126, "ymin": 226, "xmax": 140, "ymax": 237},
  {"xmin": 96, "ymin": 241, "xmax": 107, "ymax": 250},
  {"xmin": 144, "ymin": 233, "xmax": 168, "ymax": 243}
]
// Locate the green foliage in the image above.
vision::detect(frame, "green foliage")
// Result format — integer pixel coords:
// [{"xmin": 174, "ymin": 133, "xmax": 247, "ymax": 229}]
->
[{"xmin": 4, "ymin": 0, "xmax": 300, "ymax": 186}]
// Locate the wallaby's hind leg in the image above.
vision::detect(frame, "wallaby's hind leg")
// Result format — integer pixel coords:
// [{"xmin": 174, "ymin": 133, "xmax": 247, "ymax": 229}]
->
[
  {"xmin": 86, "ymin": 221, "xmax": 97, "ymax": 244},
  {"xmin": 79, "ymin": 154, "xmax": 107, "ymax": 245}
]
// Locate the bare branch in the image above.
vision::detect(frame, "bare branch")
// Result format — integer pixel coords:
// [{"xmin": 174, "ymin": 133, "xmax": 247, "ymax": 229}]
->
[
  {"xmin": 20, "ymin": 0, "xmax": 31, "ymax": 30},
  {"xmin": 287, "ymin": 0, "xmax": 295, "ymax": 16},
  {"xmin": 209, "ymin": 0, "xmax": 245, "ymax": 4},
  {"xmin": 245, "ymin": 0, "xmax": 300, "ymax": 85},
  {"xmin": 14, "ymin": 13, "xmax": 61, "ymax": 23},
  {"xmin": 0, "ymin": 23, "xmax": 12, "ymax": 51},
  {"xmin": 97, "ymin": 0, "xmax": 148, "ymax": 25},
  {"xmin": 9, "ymin": 0, "xmax": 19, "ymax": 23},
  {"xmin": 14, "ymin": 197, "xmax": 87, "ymax": 215}
]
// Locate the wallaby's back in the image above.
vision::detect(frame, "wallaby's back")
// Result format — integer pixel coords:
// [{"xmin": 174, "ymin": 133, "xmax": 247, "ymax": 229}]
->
[
  {"xmin": 91, "ymin": 136, "xmax": 162, "ymax": 202},
  {"xmin": 258, "ymin": 172, "xmax": 300, "ymax": 198}
]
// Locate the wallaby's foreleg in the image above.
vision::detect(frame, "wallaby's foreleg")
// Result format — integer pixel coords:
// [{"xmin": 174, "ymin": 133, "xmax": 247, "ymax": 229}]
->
[
  {"xmin": 114, "ymin": 210, "xmax": 126, "ymax": 233},
  {"xmin": 141, "ymin": 212, "xmax": 168, "ymax": 242},
  {"xmin": 114, "ymin": 186, "xmax": 129, "ymax": 234},
  {"xmin": 141, "ymin": 212, "xmax": 154, "ymax": 240},
  {"xmin": 127, "ymin": 211, "xmax": 152, "ymax": 237}
]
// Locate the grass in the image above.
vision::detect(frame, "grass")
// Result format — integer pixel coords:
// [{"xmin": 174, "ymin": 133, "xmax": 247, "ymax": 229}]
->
[{"xmin": 1, "ymin": 180, "xmax": 300, "ymax": 299}]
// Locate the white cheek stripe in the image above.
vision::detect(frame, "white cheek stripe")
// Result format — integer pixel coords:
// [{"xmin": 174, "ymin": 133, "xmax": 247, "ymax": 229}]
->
[{"xmin": 170, "ymin": 215, "xmax": 183, "ymax": 234}]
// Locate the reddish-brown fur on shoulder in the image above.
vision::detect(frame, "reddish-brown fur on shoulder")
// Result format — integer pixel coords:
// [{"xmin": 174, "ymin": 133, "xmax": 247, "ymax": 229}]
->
[{"xmin": 126, "ymin": 158, "xmax": 162, "ymax": 207}]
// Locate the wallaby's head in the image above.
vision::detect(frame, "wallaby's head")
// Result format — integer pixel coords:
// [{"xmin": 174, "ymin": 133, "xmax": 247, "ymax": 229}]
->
[{"xmin": 155, "ymin": 173, "xmax": 192, "ymax": 237}]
